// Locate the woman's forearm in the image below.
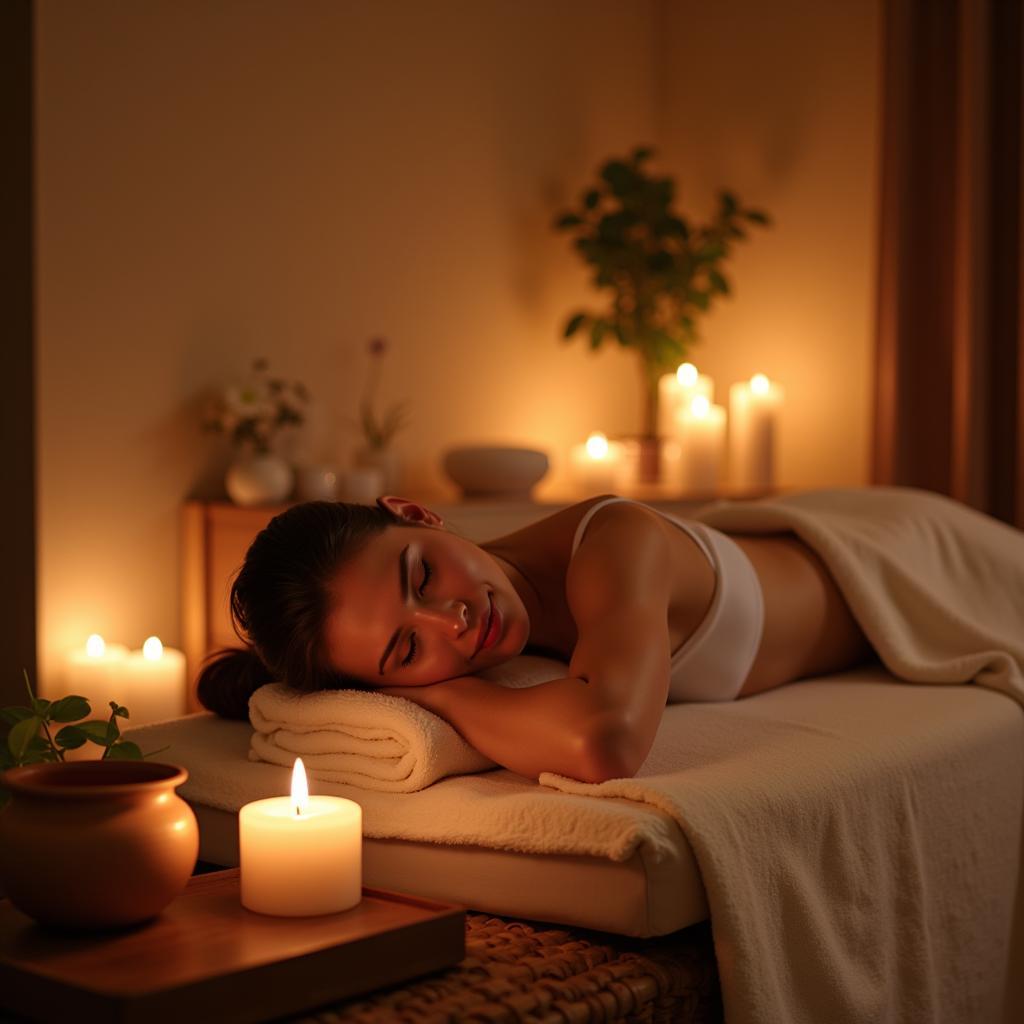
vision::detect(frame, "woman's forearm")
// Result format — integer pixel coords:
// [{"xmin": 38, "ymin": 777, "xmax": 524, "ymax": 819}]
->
[{"xmin": 422, "ymin": 675, "xmax": 622, "ymax": 783}]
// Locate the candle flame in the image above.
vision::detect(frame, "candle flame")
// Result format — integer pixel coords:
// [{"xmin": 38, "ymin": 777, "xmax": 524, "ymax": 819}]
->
[
  {"xmin": 690, "ymin": 395, "xmax": 711, "ymax": 418},
  {"xmin": 585, "ymin": 432, "xmax": 609, "ymax": 460},
  {"xmin": 86, "ymin": 634, "xmax": 106, "ymax": 658},
  {"xmin": 676, "ymin": 362, "xmax": 698, "ymax": 386},
  {"xmin": 750, "ymin": 373, "xmax": 770, "ymax": 395},
  {"xmin": 142, "ymin": 636, "xmax": 163, "ymax": 661},
  {"xmin": 291, "ymin": 757, "xmax": 309, "ymax": 815}
]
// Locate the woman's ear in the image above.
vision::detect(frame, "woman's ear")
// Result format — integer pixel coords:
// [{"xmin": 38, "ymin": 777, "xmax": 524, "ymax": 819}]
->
[{"xmin": 376, "ymin": 495, "xmax": 444, "ymax": 528}]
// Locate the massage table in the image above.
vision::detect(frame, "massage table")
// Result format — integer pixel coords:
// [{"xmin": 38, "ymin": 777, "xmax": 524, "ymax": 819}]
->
[
  {"xmin": 127, "ymin": 663, "xmax": 1024, "ymax": 1024},
  {"xmin": 149, "ymin": 485, "xmax": 1024, "ymax": 1021}
]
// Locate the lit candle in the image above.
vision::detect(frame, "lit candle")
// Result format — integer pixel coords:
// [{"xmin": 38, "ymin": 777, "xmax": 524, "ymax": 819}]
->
[
  {"xmin": 658, "ymin": 363, "xmax": 714, "ymax": 439},
  {"xmin": 677, "ymin": 395, "xmax": 727, "ymax": 494},
  {"xmin": 728, "ymin": 373, "xmax": 784, "ymax": 490},
  {"xmin": 61, "ymin": 634, "xmax": 129, "ymax": 714},
  {"xmin": 569, "ymin": 432, "xmax": 627, "ymax": 495},
  {"xmin": 239, "ymin": 757, "xmax": 362, "ymax": 917},
  {"xmin": 120, "ymin": 637, "xmax": 186, "ymax": 726}
]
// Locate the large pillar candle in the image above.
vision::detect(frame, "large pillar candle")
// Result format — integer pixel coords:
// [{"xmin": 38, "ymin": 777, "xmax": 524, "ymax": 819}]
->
[
  {"xmin": 61, "ymin": 634, "xmax": 129, "ymax": 713},
  {"xmin": 120, "ymin": 637, "xmax": 187, "ymax": 726},
  {"xmin": 239, "ymin": 758, "xmax": 362, "ymax": 917},
  {"xmin": 677, "ymin": 395, "xmax": 727, "ymax": 494},
  {"xmin": 728, "ymin": 373, "xmax": 784, "ymax": 490}
]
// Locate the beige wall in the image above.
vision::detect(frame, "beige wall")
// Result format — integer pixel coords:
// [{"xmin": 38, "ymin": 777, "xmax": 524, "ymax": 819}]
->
[
  {"xmin": 659, "ymin": 0, "xmax": 881, "ymax": 488},
  {"xmin": 34, "ymin": 0, "xmax": 880, "ymax": 691}
]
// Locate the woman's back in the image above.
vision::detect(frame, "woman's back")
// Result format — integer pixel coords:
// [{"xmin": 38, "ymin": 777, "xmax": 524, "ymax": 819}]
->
[{"xmin": 481, "ymin": 495, "xmax": 874, "ymax": 699}]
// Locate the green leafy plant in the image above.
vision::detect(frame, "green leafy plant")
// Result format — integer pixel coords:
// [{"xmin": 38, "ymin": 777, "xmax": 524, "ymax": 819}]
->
[
  {"xmin": 0, "ymin": 671, "xmax": 170, "ymax": 811},
  {"xmin": 553, "ymin": 145, "xmax": 772, "ymax": 437}
]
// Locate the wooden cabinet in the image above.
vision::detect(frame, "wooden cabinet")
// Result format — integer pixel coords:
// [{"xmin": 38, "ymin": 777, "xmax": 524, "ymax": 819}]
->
[{"xmin": 180, "ymin": 492, "xmax": 770, "ymax": 710}]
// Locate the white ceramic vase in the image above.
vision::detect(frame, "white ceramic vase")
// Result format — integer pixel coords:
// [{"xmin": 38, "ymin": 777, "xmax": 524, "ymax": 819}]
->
[
  {"xmin": 225, "ymin": 453, "xmax": 295, "ymax": 507},
  {"xmin": 354, "ymin": 445, "xmax": 401, "ymax": 494}
]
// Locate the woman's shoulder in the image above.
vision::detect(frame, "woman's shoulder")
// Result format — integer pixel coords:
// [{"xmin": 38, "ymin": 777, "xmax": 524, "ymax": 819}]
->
[{"xmin": 480, "ymin": 495, "xmax": 676, "ymax": 577}]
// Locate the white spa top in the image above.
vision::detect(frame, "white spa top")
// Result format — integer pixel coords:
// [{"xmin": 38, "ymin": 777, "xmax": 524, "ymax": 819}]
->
[{"xmin": 569, "ymin": 497, "xmax": 765, "ymax": 702}]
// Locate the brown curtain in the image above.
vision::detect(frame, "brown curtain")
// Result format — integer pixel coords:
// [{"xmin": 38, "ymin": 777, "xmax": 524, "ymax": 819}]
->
[{"xmin": 873, "ymin": 0, "xmax": 1024, "ymax": 528}]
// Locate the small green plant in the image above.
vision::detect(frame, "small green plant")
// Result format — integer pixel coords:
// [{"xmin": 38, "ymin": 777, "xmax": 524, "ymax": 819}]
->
[
  {"xmin": 0, "ymin": 671, "xmax": 170, "ymax": 811},
  {"xmin": 553, "ymin": 145, "xmax": 772, "ymax": 438}
]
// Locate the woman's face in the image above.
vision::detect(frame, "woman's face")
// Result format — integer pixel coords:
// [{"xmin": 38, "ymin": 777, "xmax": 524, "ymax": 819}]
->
[{"xmin": 323, "ymin": 518, "xmax": 529, "ymax": 687}]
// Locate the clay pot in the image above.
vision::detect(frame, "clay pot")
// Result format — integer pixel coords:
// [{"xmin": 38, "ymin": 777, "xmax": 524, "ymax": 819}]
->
[{"xmin": 0, "ymin": 760, "xmax": 198, "ymax": 930}]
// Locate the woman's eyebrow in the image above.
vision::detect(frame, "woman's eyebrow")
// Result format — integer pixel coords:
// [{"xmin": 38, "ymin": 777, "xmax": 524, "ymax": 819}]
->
[{"xmin": 378, "ymin": 544, "xmax": 411, "ymax": 674}]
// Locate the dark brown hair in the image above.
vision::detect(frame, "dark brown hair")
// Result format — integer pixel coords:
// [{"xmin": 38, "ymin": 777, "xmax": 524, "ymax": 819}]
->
[{"xmin": 196, "ymin": 500, "xmax": 402, "ymax": 720}]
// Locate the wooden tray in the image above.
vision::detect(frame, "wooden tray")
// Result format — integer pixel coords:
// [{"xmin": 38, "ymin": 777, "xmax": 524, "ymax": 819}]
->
[{"xmin": 0, "ymin": 867, "xmax": 465, "ymax": 1024}]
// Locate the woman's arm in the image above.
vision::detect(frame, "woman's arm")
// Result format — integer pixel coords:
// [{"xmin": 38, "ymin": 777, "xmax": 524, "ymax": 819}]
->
[{"xmin": 378, "ymin": 674, "xmax": 626, "ymax": 783}]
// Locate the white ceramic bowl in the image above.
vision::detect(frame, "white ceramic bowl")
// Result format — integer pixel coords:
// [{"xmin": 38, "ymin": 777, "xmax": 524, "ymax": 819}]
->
[{"xmin": 442, "ymin": 446, "xmax": 549, "ymax": 501}]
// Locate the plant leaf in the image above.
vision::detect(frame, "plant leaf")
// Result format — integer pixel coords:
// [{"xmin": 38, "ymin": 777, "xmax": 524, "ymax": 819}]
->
[
  {"xmin": 583, "ymin": 189, "xmax": 601, "ymax": 210},
  {"xmin": 0, "ymin": 707, "xmax": 35, "ymax": 726},
  {"xmin": 78, "ymin": 720, "xmax": 115, "ymax": 745},
  {"xmin": 50, "ymin": 695, "xmax": 91, "ymax": 723},
  {"xmin": 8, "ymin": 717, "xmax": 40, "ymax": 761},
  {"xmin": 31, "ymin": 697, "xmax": 51, "ymax": 718},
  {"xmin": 55, "ymin": 725, "xmax": 88, "ymax": 750},
  {"xmin": 554, "ymin": 213, "xmax": 583, "ymax": 230},
  {"xmin": 708, "ymin": 269, "xmax": 730, "ymax": 295},
  {"xmin": 112, "ymin": 705, "xmax": 130, "ymax": 720},
  {"xmin": 563, "ymin": 313, "xmax": 587, "ymax": 339},
  {"xmin": 744, "ymin": 209, "xmax": 771, "ymax": 225},
  {"xmin": 105, "ymin": 740, "xmax": 143, "ymax": 761}
]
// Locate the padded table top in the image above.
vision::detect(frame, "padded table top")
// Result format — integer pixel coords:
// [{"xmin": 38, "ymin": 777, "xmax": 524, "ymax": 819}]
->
[{"xmin": 124, "ymin": 713, "xmax": 708, "ymax": 937}]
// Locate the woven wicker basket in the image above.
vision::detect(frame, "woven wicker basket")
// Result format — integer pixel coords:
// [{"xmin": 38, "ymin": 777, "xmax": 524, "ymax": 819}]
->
[{"xmin": 287, "ymin": 911, "xmax": 722, "ymax": 1023}]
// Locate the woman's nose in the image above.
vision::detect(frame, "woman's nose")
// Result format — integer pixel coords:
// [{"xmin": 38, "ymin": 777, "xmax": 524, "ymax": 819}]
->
[{"xmin": 413, "ymin": 599, "xmax": 469, "ymax": 636}]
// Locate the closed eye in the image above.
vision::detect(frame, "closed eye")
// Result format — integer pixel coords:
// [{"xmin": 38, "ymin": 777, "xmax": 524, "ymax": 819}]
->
[{"xmin": 418, "ymin": 559, "xmax": 432, "ymax": 596}]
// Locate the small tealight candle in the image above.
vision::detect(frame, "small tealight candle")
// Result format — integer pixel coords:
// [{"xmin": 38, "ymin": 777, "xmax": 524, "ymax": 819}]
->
[
  {"xmin": 62, "ymin": 634, "xmax": 129, "ymax": 713},
  {"xmin": 677, "ymin": 395, "xmax": 727, "ymax": 494},
  {"xmin": 120, "ymin": 637, "xmax": 186, "ymax": 726},
  {"xmin": 658, "ymin": 363, "xmax": 714, "ymax": 439},
  {"xmin": 728, "ymin": 372, "xmax": 784, "ymax": 490},
  {"xmin": 569, "ymin": 432, "xmax": 627, "ymax": 495},
  {"xmin": 239, "ymin": 757, "xmax": 363, "ymax": 917}
]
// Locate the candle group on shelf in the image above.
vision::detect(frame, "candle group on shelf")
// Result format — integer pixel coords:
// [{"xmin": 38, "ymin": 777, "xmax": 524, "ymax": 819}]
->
[
  {"xmin": 572, "ymin": 364, "xmax": 783, "ymax": 496},
  {"xmin": 62, "ymin": 633, "xmax": 186, "ymax": 726},
  {"xmin": 239, "ymin": 757, "xmax": 363, "ymax": 917}
]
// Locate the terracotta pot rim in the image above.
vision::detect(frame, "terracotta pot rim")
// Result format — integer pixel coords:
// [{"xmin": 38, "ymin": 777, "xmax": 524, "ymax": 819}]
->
[{"xmin": 0, "ymin": 760, "xmax": 188, "ymax": 798}]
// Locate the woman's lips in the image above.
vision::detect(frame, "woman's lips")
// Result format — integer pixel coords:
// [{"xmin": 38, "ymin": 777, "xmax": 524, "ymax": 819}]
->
[
  {"xmin": 481, "ymin": 599, "xmax": 502, "ymax": 651},
  {"xmin": 473, "ymin": 594, "xmax": 499, "ymax": 657}
]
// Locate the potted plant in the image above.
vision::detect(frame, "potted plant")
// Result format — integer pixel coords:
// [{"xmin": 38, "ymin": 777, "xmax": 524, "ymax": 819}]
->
[
  {"xmin": 0, "ymin": 672, "xmax": 196, "ymax": 929},
  {"xmin": 553, "ymin": 145, "xmax": 771, "ymax": 481},
  {"xmin": 203, "ymin": 358, "xmax": 309, "ymax": 506}
]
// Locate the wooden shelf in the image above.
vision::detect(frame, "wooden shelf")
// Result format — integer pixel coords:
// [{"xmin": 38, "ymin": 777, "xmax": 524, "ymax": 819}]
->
[{"xmin": 0, "ymin": 867, "xmax": 465, "ymax": 1024}]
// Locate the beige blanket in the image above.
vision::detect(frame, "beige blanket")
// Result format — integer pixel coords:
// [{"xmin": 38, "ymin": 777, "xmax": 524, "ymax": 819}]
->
[{"xmin": 537, "ymin": 484, "xmax": 1024, "ymax": 1022}]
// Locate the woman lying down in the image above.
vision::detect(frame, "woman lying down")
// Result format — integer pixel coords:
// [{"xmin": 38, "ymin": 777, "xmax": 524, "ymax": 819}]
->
[{"xmin": 198, "ymin": 493, "xmax": 879, "ymax": 783}]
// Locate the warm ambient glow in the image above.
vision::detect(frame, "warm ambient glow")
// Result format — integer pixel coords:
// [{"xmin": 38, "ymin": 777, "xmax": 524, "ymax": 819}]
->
[
  {"xmin": 292, "ymin": 757, "xmax": 309, "ymax": 814},
  {"xmin": 690, "ymin": 394, "xmax": 711, "ymax": 418},
  {"xmin": 585, "ymin": 431, "xmax": 610, "ymax": 460},
  {"xmin": 142, "ymin": 636, "xmax": 163, "ymax": 660},
  {"xmin": 751, "ymin": 373, "xmax": 771, "ymax": 395},
  {"xmin": 676, "ymin": 362, "xmax": 699, "ymax": 386},
  {"xmin": 85, "ymin": 634, "xmax": 106, "ymax": 658}
]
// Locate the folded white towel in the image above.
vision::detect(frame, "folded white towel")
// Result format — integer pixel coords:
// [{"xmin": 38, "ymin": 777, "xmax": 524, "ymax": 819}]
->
[{"xmin": 248, "ymin": 655, "xmax": 566, "ymax": 792}]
